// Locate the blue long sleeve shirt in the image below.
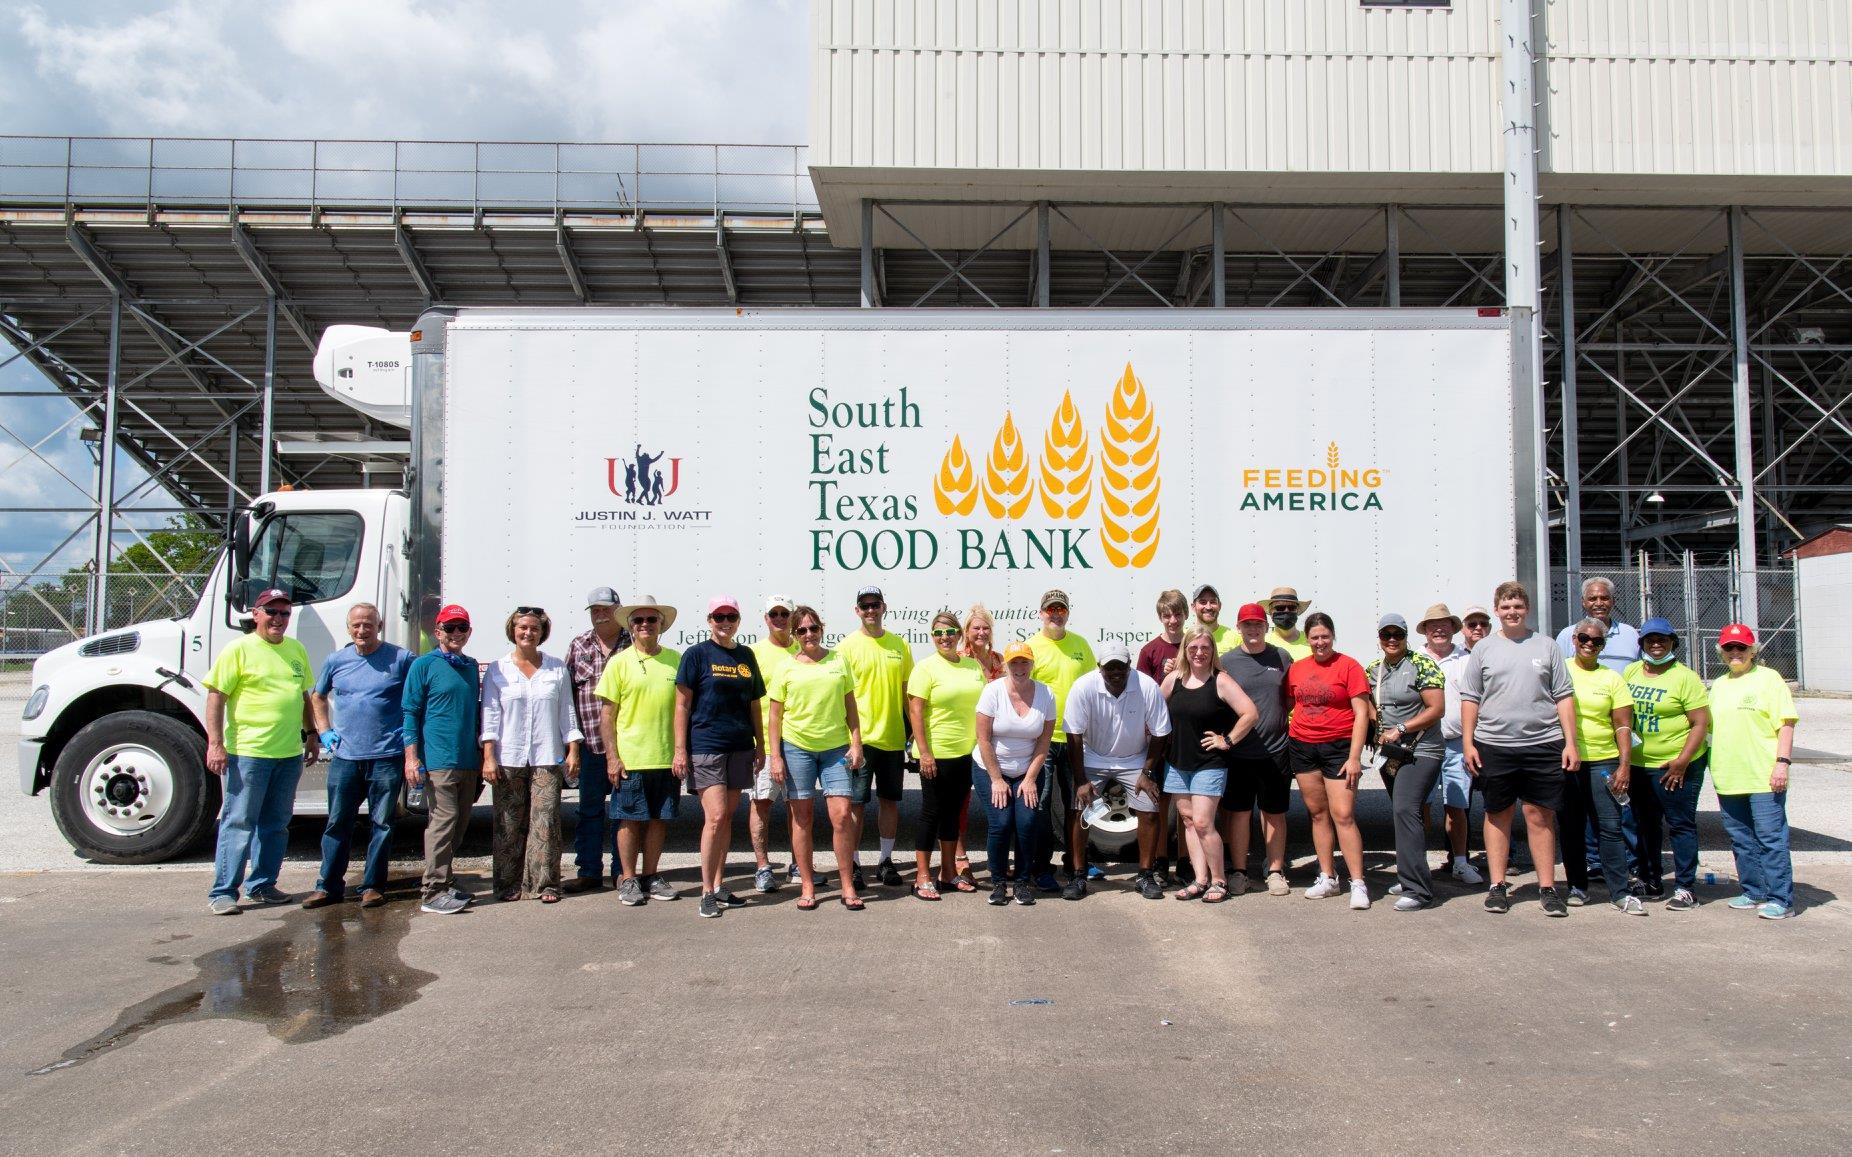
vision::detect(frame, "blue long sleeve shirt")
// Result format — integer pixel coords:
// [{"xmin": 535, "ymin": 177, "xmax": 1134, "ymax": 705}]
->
[{"xmin": 401, "ymin": 650, "xmax": 482, "ymax": 771}]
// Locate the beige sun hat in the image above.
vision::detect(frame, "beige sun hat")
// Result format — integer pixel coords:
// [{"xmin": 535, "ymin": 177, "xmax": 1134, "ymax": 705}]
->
[
  {"xmin": 1416, "ymin": 602, "xmax": 1463, "ymax": 634},
  {"xmin": 615, "ymin": 595, "xmax": 677, "ymax": 633},
  {"xmin": 1265, "ymin": 586, "xmax": 1311, "ymax": 612}
]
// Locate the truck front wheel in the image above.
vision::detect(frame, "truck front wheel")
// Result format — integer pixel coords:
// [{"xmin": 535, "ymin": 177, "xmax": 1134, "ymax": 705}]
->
[{"xmin": 50, "ymin": 711, "xmax": 219, "ymax": 865}]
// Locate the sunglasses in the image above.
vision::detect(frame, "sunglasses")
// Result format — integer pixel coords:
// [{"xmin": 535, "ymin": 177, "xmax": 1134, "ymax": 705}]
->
[
  {"xmin": 1575, "ymin": 634, "xmax": 1606, "ymax": 647},
  {"xmin": 710, "ymin": 612, "xmax": 740, "ymax": 623},
  {"xmin": 1043, "ymin": 605, "xmax": 1068, "ymax": 614},
  {"xmin": 257, "ymin": 606, "xmax": 292, "ymax": 618},
  {"xmin": 437, "ymin": 622, "xmax": 470, "ymax": 634},
  {"xmin": 629, "ymin": 614, "xmax": 660, "ymax": 626},
  {"xmin": 857, "ymin": 601, "xmax": 883, "ymax": 611},
  {"xmin": 1464, "ymin": 619, "xmax": 1491, "ymax": 628},
  {"xmin": 1378, "ymin": 629, "xmax": 1406, "ymax": 641},
  {"xmin": 931, "ymin": 628, "xmax": 960, "ymax": 639},
  {"xmin": 1720, "ymin": 642, "xmax": 1750, "ymax": 653},
  {"xmin": 766, "ymin": 609, "xmax": 791, "ymax": 618},
  {"xmin": 514, "ymin": 605, "xmax": 546, "ymax": 617},
  {"xmin": 795, "ymin": 624, "xmax": 824, "ymax": 636}
]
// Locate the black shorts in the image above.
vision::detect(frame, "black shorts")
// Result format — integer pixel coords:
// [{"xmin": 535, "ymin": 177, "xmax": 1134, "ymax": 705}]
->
[
  {"xmin": 1287, "ymin": 738, "xmax": 1350, "ymax": 780},
  {"xmin": 1476, "ymin": 742, "xmax": 1566, "ymax": 811},
  {"xmin": 864, "ymin": 746, "xmax": 905, "ymax": 802},
  {"xmin": 1221, "ymin": 751, "xmax": 1291, "ymax": 814}
]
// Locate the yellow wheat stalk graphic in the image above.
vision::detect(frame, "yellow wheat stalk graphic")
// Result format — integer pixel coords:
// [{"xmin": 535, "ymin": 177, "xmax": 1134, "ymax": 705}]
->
[
  {"xmin": 982, "ymin": 412, "xmax": 1033, "ymax": 519},
  {"xmin": 933, "ymin": 435, "xmax": 977, "ymax": 516},
  {"xmin": 1327, "ymin": 442, "xmax": 1340, "ymax": 470},
  {"xmin": 1099, "ymin": 364, "xmax": 1161, "ymax": 568},
  {"xmin": 1037, "ymin": 390, "xmax": 1093, "ymax": 519}
]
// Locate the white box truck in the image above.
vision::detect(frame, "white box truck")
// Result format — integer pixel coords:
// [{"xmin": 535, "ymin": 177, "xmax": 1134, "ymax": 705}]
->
[{"xmin": 18, "ymin": 308, "xmax": 1519, "ymax": 862}]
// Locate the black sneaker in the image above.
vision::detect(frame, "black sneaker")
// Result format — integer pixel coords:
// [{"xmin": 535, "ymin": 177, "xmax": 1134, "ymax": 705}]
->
[
  {"xmin": 851, "ymin": 865, "xmax": 865, "ymax": 891},
  {"xmin": 698, "ymin": 892, "xmax": 721, "ymax": 919},
  {"xmin": 715, "ymin": 889, "xmax": 747, "ymax": 908},
  {"xmin": 988, "ymin": 882, "xmax": 1010, "ymax": 906},
  {"xmin": 1665, "ymin": 888, "xmax": 1698, "ymax": 911},
  {"xmin": 1484, "ymin": 883, "xmax": 1511, "ymax": 914},
  {"xmin": 1014, "ymin": 886, "xmax": 1036, "ymax": 906},
  {"xmin": 1138, "ymin": 873, "xmax": 1166, "ymax": 900},
  {"xmin": 1062, "ymin": 876, "xmax": 1087, "ymax": 901},
  {"xmin": 1539, "ymin": 887, "xmax": 1568, "ymax": 917},
  {"xmin": 877, "ymin": 860, "xmax": 903, "ymax": 887}
]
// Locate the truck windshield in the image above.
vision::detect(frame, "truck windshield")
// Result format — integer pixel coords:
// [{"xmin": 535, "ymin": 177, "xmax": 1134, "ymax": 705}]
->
[{"xmin": 239, "ymin": 511, "xmax": 364, "ymax": 609}]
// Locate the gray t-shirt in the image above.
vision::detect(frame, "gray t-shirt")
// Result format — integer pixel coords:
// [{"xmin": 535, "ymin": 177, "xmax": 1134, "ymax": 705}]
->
[
  {"xmin": 1459, "ymin": 630, "xmax": 1573, "ymax": 747},
  {"xmin": 1220, "ymin": 645, "xmax": 1290, "ymax": 757}
]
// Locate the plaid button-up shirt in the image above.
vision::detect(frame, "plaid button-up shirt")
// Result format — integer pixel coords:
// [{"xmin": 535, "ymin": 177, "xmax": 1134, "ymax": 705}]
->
[{"xmin": 566, "ymin": 625, "xmax": 630, "ymax": 754}]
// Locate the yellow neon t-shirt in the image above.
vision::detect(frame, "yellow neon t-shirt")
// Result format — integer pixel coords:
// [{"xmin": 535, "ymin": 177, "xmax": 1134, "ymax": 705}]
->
[
  {"xmin": 1567, "ymin": 661, "xmax": 1629, "ymax": 763},
  {"xmin": 203, "ymin": 633, "xmax": 312, "ymax": 758},
  {"xmin": 592, "ymin": 645, "xmax": 681, "ymax": 769},
  {"xmin": 770, "ymin": 653, "xmax": 853, "ymax": 752},
  {"xmin": 837, "ymin": 629, "xmax": 914, "ymax": 751},
  {"xmin": 1708, "ymin": 665, "xmax": 1798, "ymax": 794},
  {"xmin": 1028, "ymin": 630, "xmax": 1096, "ymax": 731},
  {"xmin": 906, "ymin": 653, "xmax": 987, "ymax": 759}
]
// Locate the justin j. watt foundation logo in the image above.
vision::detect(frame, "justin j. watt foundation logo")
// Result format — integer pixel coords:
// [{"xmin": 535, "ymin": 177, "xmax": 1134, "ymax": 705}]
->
[
  {"xmin": 577, "ymin": 444, "xmax": 711, "ymax": 528},
  {"xmin": 1240, "ymin": 442, "xmax": 1384, "ymax": 511},
  {"xmin": 933, "ymin": 364, "xmax": 1162, "ymax": 569}
]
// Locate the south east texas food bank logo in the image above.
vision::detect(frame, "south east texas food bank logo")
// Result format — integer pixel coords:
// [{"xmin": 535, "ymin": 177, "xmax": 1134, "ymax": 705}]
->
[
  {"xmin": 605, "ymin": 444, "xmax": 682, "ymax": 505},
  {"xmin": 930, "ymin": 363, "xmax": 1161, "ymax": 569}
]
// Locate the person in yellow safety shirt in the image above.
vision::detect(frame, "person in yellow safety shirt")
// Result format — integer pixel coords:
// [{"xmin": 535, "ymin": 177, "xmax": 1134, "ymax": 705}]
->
[
  {"xmin": 1264, "ymin": 586, "xmax": 1314, "ymax": 661},
  {"xmin": 1708, "ymin": 623, "xmax": 1801, "ymax": 919},
  {"xmin": 835, "ymin": 584, "xmax": 913, "ymax": 888}
]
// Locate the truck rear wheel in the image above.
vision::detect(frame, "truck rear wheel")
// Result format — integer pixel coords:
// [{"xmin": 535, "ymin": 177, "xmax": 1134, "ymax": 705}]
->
[{"xmin": 50, "ymin": 711, "xmax": 219, "ymax": 865}]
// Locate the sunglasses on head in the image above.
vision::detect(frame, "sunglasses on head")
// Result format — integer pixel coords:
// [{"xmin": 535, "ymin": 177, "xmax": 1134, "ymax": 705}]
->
[
  {"xmin": 1576, "ymin": 634, "xmax": 1606, "ymax": 646},
  {"xmin": 437, "ymin": 622, "xmax": 470, "ymax": 634},
  {"xmin": 514, "ymin": 605, "xmax": 546, "ymax": 617},
  {"xmin": 629, "ymin": 614, "xmax": 660, "ymax": 626},
  {"xmin": 710, "ymin": 612, "xmax": 740, "ymax": 623}
]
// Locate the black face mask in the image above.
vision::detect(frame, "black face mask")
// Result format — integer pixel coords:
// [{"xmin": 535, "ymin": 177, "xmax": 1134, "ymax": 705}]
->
[{"xmin": 1271, "ymin": 610, "xmax": 1298, "ymax": 630}]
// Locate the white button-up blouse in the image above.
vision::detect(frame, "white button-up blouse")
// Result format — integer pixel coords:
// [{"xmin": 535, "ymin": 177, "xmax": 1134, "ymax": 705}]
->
[{"xmin": 480, "ymin": 653, "xmax": 584, "ymax": 767}]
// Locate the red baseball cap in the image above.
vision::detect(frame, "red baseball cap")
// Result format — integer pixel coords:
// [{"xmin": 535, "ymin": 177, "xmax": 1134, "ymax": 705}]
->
[
  {"xmin": 253, "ymin": 587, "xmax": 291, "ymax": 607},
  {"xmin": 1718, "ymin": 623, "xmax": 1755, "ymax": 647},
  {"xmin": 435, "ymin": 603, "xmax": 471, "ymax": 626},
  {"xmin": 1235, "ymin": 602, "xmax": 1267, "ymax": 624}
]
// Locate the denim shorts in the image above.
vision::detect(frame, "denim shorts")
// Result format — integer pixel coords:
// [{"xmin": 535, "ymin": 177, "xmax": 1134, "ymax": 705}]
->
[
  {"xmin": 1433, "ymin": 738, "xmax": 1473, "ymax": 809},
  {"xmin": 1164, "ymin": 763, "xmax": 1227, "ymax": 798},
  {"xmin": 780, "ymin": 742, "xmax": 847, "ymax": 801},
  {"xmin": 610, "ymin": 768, "xmax": 679, "ymax": 822}
]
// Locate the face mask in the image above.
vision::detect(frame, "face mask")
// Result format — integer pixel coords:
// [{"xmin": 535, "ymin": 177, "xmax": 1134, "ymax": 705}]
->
[
  {"xmin": 1271, "ymin": 610, "xmax": 1298, "ymax": 630},
  {"xmin": 1643, "ymin": 646, "xmax": 1677, "ymax": 666}
]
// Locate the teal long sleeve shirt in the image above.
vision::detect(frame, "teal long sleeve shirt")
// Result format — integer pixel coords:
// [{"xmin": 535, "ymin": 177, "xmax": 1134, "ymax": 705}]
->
[{"xmin": 401, "ymin": 651, "xmax": 482, "ymax": 771}]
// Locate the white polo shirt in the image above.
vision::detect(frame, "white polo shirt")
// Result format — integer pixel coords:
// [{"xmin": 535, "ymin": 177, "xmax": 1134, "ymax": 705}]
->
[{"xmin": 1062, "ymin": 669, "xmax": 1173, "ymax": 770}]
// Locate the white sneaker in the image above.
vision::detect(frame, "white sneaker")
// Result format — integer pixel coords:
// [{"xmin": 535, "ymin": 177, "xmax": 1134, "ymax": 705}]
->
[
  {"xmin": 1450, "ymin": 857, "xmax": 1485, "ymax": 885},
  {"xmin": 1303, "ymin": 874, "xmax": 1342, "ymax": 900},
  {"xmin": 1387, "ymin": 883, "xmax": 1405, "ymax": 896},
  {"xmin": 1349, "ymin": 881, "xmax": 1372, "ymax": 910},
  {"xmin": 1568, "ymin": 887, "xmax": 1588, "ymax": 907}
]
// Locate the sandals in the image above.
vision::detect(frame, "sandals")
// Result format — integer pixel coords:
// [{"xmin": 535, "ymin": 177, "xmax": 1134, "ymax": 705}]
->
[
  {"xmin": 499, "ymin": 888, "xmax": 524, "ymax": 903},
  {"xmin": 1174, "ymin": 882, "xmax": 1207, "ymax": 901},
  {"xmin": 539, "ymin": 888, "xmax": 561, "ymax": 904},
  {"xmin": 795, "ymin": 895, "xmax": 819, "ymax": 911},
  {"xmin": 839, "ymin": 896, "xmax": 866, "ymax": 911},
  {"xmin": 912, "ymin": 882, "xmax": 942, "ymax": 901},
  {"xmin": 940, "ymin": 875, "xmax": 978, "ymax": 894},
  {"xmin": 1202, "ymin": 882, "xmax": 1229, "ymax": 904}
]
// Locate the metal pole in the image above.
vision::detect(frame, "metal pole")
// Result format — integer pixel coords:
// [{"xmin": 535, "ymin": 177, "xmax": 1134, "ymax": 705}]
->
[
  {"xmin": 1558, "ymin": 209, "xmax": 1583, "ymax": 592},
  {"xmin": 93, "ymin": 293, "xmax": 122, "ymax": 633},
  {"xmin": 259, "ymin": 296, "xmax": 277, "ymax": 493},
  {"xmin": 1385, "ymin": 205, "xmax": 1401, "ymax": 308},
  {"xmin": 1727, "ymin": 206, "xmax": 1761, "ymax": 630},
  {"xmin": 859, "ymin": 199, "xmax": 876, "ymax": 308},
  {"xmin": 1210, "ymin": 202, "xmax": 1225, "ymax": 308},
  {"xmin": 1501, "ymin": 0, "xmax": 1549, "ymax": 628},
  {"xmin": 1036, "ymin": 201, "xmax": 1051, "ymax": 308},
  {"xmin": 225, "ymin": 421, "xmax": 240, "ymax": 530}
]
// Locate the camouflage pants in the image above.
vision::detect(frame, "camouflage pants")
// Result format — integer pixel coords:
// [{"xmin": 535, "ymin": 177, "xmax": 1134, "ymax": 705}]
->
[{"xmin": 491, "ymin": 765, "xmax": 563, "ymax": 897}]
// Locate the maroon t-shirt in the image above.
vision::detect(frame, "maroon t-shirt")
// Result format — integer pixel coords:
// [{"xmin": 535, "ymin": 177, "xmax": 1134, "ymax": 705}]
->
[{"xmin": 1137, "ymin": 636, "xmax": 1180, "ymax": 685}]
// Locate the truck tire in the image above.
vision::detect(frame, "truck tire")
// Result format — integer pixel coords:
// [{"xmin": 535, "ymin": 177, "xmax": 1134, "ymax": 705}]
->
[{"xmin": 50, "ymin": 711, "xmax": 219, "ymax": 865}]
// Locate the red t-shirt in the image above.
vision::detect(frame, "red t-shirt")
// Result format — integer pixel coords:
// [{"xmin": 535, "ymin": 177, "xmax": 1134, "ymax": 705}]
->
[
  {"xmin": 1285, "ymin": 653, "xmax": 1368, "ymax": 743},
  {"xmin": 1136, "ymin": 636, "xmax": 1180, "ymax": 685}
]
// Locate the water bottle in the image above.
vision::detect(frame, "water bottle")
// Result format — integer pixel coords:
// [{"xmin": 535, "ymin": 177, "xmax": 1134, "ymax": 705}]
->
[
  {"xmin": 406, "ymin": 772, "xmax": 427, "ymax": 810},
  {"xmin": 1606, "ymin": 774, "xmax": 1628, "ymax": 808}
]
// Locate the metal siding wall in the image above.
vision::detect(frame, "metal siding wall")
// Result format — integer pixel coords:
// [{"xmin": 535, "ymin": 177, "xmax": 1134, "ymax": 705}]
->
[
  {"xmin": 1545, "ymin": 0, "xmax": 1852, "ymax": 175},
  {"xmin": 813, "ymin": 0, "xmax": 1501, "ymax": 172}
]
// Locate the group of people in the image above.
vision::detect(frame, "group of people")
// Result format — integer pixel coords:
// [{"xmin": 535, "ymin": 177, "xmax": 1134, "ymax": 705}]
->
[{"xmin": 200, "ymin": 575, "xmax": 1803, "ymax": 922}]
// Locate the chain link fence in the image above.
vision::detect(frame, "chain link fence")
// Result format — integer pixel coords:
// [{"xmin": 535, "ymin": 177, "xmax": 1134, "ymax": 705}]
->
[
  {"xmin": 1553, "ymin": 558, "xmax": 1801, "ymax": 683},
  {"xmin": 0, "ymin": 571, "xmax": 210, "ymax": 663}
]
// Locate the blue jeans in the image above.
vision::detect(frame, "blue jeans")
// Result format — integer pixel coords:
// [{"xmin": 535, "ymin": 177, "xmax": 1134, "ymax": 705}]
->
[
  {"xmin": 1639, "ymin": 754, "xmax": 1707, "ymax": 892},
  {"xmin": 985, "ymin": 768, "xmax": 1046, "ymax": 883},
  {"xmin": 573, "ymin": 750, "xmax": 614, "ymax": 881},
  {"xmin": 1718, "ymin": 791, "xmax": 1792, "ymax": 909},
  {"xmin": 210, "ymin": 754, "xmax": 304, "ymax": 900},
  {"xmin": 315, "ymin": 755, "xmax": 401, "ymax": 895},
  {"xmin": 1581, "ymin": 760, "xmax": 1636, "ymax": 898}
]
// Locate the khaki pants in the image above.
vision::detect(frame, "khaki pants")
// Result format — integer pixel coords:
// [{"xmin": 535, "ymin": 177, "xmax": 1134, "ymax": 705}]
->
[
  {"xmin": 422, "ymin": 768, "xmax": 482, "ymax": 900},
  {"xmin": 491, "ymin": 765, "xmax": 563, "ymax": 897}
]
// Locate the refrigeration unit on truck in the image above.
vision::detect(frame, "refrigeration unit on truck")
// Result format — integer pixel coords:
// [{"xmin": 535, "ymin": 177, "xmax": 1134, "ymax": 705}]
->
[{"xmin": 18, "ymin": 307, "xmax": 1520, "ymax": 863}]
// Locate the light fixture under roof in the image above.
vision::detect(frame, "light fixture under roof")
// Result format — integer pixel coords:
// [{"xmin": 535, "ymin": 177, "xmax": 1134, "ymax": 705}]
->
[{"xmin": 1645, "ymin": 491, "xmax": 1666, "ymax": 504}]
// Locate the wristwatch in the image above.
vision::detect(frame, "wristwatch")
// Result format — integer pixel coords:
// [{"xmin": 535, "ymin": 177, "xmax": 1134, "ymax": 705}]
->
[{"xmin": 1775, "ymin": 756, "xmax": 1792, "ymax": 765}]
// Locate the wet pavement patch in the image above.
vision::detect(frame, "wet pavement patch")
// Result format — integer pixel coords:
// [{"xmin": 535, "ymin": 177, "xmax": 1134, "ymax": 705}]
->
[{"xmin": 30, "ymin": 904, "xmax": 435, "ymax": 1076}]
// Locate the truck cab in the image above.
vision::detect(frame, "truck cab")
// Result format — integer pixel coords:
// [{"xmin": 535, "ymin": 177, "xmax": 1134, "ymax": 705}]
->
[{"xmin": 17, "ymin": 487, "xmax": 409, "ymax": 863}]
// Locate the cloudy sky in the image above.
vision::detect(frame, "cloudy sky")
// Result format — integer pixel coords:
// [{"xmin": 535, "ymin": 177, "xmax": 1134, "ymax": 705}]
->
[{"xmin": 0, "ymin": 0, "xmax": 809, "ymax": 584}]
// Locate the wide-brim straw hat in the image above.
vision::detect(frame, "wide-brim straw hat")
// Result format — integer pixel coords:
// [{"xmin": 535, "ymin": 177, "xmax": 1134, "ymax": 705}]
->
[
  {"xmin": 615, "ymin": 596, "xmax": 677, "ymax": 633},
  {"xmin": 1415, "ymin": 602, "xmax": 1463, "ymax": 633},
  {"xmin": 1265, "ymin": 586, "xmax": 1311, "ymax": 612}
]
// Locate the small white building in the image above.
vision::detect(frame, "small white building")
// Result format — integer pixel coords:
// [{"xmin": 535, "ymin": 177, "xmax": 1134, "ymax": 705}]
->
[{"xmin": 1791, "ymin": 526, "xmax": 1852, "ymax": 692}]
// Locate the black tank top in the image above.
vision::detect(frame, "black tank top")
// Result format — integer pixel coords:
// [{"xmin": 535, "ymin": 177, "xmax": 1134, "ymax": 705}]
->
[{"xmin": 1167, "ymin": 676, "xmax": 1236, "ymax": 771}]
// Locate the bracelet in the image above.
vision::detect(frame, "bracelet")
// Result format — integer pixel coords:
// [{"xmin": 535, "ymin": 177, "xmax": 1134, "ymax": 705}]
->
[{"xmin": 1775, "ymin": 756, "xmax": 1792, "ymax": 765}]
